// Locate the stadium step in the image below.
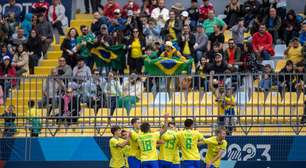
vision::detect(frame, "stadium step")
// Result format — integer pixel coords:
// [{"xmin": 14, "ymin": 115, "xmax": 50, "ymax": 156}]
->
[
  {"xmin": 40, "ymin": 59, "xmax": 58, "ymax": 66},
  {"xmin": 75, "ymin": 14, "xmax": 93, "ymax": 20},
  {"xmin": 35, "ymin": 66, "xmax": 54, "ymax": 75},
  {"xmin": 52, "ymin": 44, "xmax": 61, "ymax": 51},
  {"xmin": 47, "ymin": 51, "xmax": 62, "ymax": 59},
  {"xmin": 70, "ymin": 20, "xmax": 92, "ymax": 29}
]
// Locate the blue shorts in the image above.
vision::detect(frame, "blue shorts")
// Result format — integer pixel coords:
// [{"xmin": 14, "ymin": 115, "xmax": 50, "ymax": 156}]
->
[
  {"xmin": 159, "ymin": 160, "xmax": 180, "ymax": 168},
  {"xmin": 224, "ymin": 108, "xmax": 235, "ymax": 116},
  {"xmin": 128, "ymin": 156, "xmax": 141, "ymax": 168},
  {"xmin": 181, "ymin": 160, "xmax": 201, "ymax": 168},
  {"xmin": 203, "ymin": 163, "xmax": 216, "ymax": 168},
  {"xmin": 142, "ymin": 160, "xmax": 159, "ymax": 168}
]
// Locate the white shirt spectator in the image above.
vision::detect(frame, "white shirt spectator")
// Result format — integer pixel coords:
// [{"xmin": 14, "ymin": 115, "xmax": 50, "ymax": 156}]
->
[
  {"xmin": 151, "ymin": 7, "xmax": 169, "ymax": 28},
  {"xmin": 48, "ymin": 3, "xmax": 68, "ymax": 27}
]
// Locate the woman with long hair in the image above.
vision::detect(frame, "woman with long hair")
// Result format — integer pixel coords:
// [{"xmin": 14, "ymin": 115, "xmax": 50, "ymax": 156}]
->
[
  {"xmin": 26, "ymin": 29, "xmax": 43, "ymax": 74},
  {"xmin": 61, "ymin": 28, "xmax": 79, "ymax": 68}
]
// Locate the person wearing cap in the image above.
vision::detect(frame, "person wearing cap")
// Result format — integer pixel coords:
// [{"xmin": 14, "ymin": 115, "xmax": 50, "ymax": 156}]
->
[
  {"xmin": 160, "ymin": 41, "xmax": 185, "ymax": 61},
  {"xmin": 103, "ymin": 0, "xmax": 121, "ymax": 19},
  {"xmin": 151, "ymin": 0, "xmax": 169, "ymax": 28},
  {"xmin": 181, "ymin": 11, "xmax": 191, "ymax": 27},
  {"xmin": 284, "ymin": 37, "xmax": 303, "ymax": 65},
  {"xmin": 299, "ymin": 22, "xmax": 306, "ymax": 46},
  {"xmin": 194, "ymin": 23, "xmax": 208, "ymax": 64},
  {"xmin": 122, "ymin": 0, "xmax": 140, "ymax": 18},
  {"xmin": 171, "ymin": 2, "xmax": 184, "ymax": 19},
  {"xmin": 230, "ymin": 18, "xmax": 247, "ymax": 48},
  {"xmin": 163, "ymin": 10, "xmax": 182, "ymax": 41},
  {"xmin": 207, "ymin": 53, "xmax": 229, "ymax": 74},
  {"xmin": 252, "ymin": 24, "xmax": 275, "ymax": 60},
  {"xmin": 0, "ymin": 55, "xmax": 16, "ymax": 100},
  {"xmin": 95, "ymin": 24, "xmax": 113, "ymax": 47},
  {"xmin": 178, "ymin": 25, "xmax": 195, "ymax": 60},
  {"xmin": 91, "ymin": 12, "xmax": 110, "ymax": 36},
  {"xmin": 108, "ymin": 9, "xmax": 127, "ymax": 33},
  {"xmin": 203, "ymin": 10, "xmax": 227, "ymax": 36},
  {"xmin": 199, "ymin": 0, "xmax": 214, "ymax": 22}
]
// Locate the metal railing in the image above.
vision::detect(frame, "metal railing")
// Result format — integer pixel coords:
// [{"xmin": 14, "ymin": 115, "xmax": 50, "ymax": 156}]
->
[{"xmin": 0, "ymin": 73, "xmax": 305, "ymax": 137}]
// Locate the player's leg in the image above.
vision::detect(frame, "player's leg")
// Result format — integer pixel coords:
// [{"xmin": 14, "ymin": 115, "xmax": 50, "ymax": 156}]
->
[
  {"xmin": 128, "ymin": 156, "xmax": 141, "ymax": 168},
  {"xmin": 159, "ymin": 160, "xmax": 172, "ymax": 168}
]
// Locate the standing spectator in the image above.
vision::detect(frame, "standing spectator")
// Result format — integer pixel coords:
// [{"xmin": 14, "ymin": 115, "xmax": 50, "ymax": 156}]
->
[
  {"xmin": 243, "ymin": 0, "xmax": 260, "ymax": 26},
  {"xmin": 122, "ymin": 0, "xmax": 141, "ymax": 18},
  {"xmin": 171, "ymin": 2, "xmax": 184, "ymax": 18},
  {"xmin": 108, "ymin": 9, "xmax": 126, "ymax": 33},
  {"xmin": 32, "ymin": 0, "xmax": 49, "ymax": 16},
  {"xmin": 181, "ymin": 11, "xmax": 191, "ymax": 27},
  {"xmin": 259, "ymin": 0, "xmax": 272, "ymax": 19},
  {"xmin": 26, "ymin": 29, "xmax": 43, "ymax": 74},
  {"xmin": 95, "ymin": 24, "xmax": 113, "ymax": 47},
  {"xmin": 143, "ymin": 18, "xmax": 161, "ymax": 45},
  {"xmin": 3, "ymin": 0, "xmax": 22, "ymax": 22},
  {"xmin": 61, "ymin": 28, "xmax": 79, "ymax": 68},
  {"xmin": 178, "ymin": 25, "xmax": 196, "ymax": 59},
  {"xmin": 259, "ymin": 64, "xmax": 273, "ymax": 92},
  {"xmin": 162, "ymin": 10, "xmax": 182, "ymax": 41},
  {"xmin": 103, "ymin": 0, "xmax": 121, "ymax": 19},
  {"xmin": 128, "ymin": 28, "xmax": 146, "ymax": 74},
  {"xmin": 0, "ymin": 16, "xmax": 9, "ymax": 44},
  {"xmin": 282, "ymin": 10, "xmax": 300, "ymax": 45},
  {"xmin": 194, "ymin": 24, "xmax": 208, "ymax": 64},
  {"xmin": 48, "ymin": 0, "xmax": 68, "ymax": 36},
  {"xmin": 27, "ymin": 100, "xmax": 42, "ymax": 137},
  {"xmin": 76, "ymin": 25, "xmax": 95, "ymax": 69},
  {"xmin": 141, "ymin": 0, "xmax": 156, "ymax": 16},
  {"xmin": 231, "ymin": 18, "xmax": 247, "ymax": 48},
  {"xmin": 198, "ymin": 0, "xmax": 214, "ymax": 22},
  {"xmin": 36, "ymin": 14, "xmax": 53, "ymax": 58},
  {"xmin": 10, "ymin": 28, "xmax": 27, "ymax": 47},
  {"xmin": 59, "ymin": 87, "xmax": 81, "ymax": 125},
  {"xmin": 252, "ymin": 24, "xmax": 275, "ymax": 61},
  {"xmin": 263, "ymin": 8, "xmax": 282, "ymax": 44},
  {"xmin": 208, "ymin": 25, "xmax": 225, "ymax": 52},
  {"xmin": 12, "ymin": 44, "xmax": 29, "ymax": 76},
  {"xmin": 224, "ymin": 0, "xmax": 242, "ymax": 28},
  {"xmin": 0, "ymin": 56, "xmax": 16, "ymax": 100},
  {"xmin": 187, "ymin": 0, "xmax": 199, "ymax": 31},
  {"xmin": 21, "ymin": 13, "xmax": 33, "ymax": 38},
  {"xmin": 203, "ymin": 10, "xmax": 227, "ymax": 37},
  {"xmin": 278, "ymin": 60, "xmax": 296, "ymax": 98},
  {"xmin": 125, "ymin": 10, "xmax": 142, "ymax": 34},
  {"xmin": 151, "ymin": 0, "xmax": 169, "ymax": 28},
  {"xmin": 284, "ymin": 37, "xmax": 303, "ymax": 65},
  {"xmin": 91, "ymin": 12, "xmax": 109, "ymax": 35},
  {"xmin": 122, "ymin": 73, "xmax": 143, "ymax": 113},
  {"xmin": 195, "ymin": 56, "xmax": 209, "ymax": 91},
  {"xmin": 1, "ymin": 105, "xmax": 16, "ymax": 137},
  {"xmin": 299, "ymin": 22, "xmax": 306, "ymax": 45},
  {"xmin": 84, "ymin": 0, "xmax": 101, "ymax": 14},
  {"xmin": 224, "ymin": 39, "xmax": 241, "ymax": 66}
]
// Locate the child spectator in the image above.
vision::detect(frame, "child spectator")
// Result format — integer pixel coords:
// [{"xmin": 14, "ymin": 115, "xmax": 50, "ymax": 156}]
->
[
  {"xmin": 259, "ymin": 64, "xmax": 273, "ymax": 92},
  {"xmin": 28, "ymin": 100, "xmax": 42, "ymax": 137},
  {"xmin": 1, "ymin": 105, "xmax": 16, "ymax": 137}
]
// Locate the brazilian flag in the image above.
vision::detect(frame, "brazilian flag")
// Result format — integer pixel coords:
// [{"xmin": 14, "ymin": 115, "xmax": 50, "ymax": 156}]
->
[
  {"xmin": 144, "ymin": 57, "xmax": 193, "ymax": 75},
  {"xmin": 91, "ymin": 44, "xmax": 126, "ymax": 70}
]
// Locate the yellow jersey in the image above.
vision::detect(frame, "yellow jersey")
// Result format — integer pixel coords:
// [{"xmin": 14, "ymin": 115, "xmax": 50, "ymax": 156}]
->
[
  {"xmin": 159, "ymin": 130, "xmax": 180, "ymax": 164},
  {"xmin": 177, "ymin": 129, "xmax": 204, "ymax": 161},
  {"xmin": 109, "ymin": 137, "xmax": 127, "ymax": 168},
  {"xmin": 183, "ymin": 42, "xmax": 191, "ymax": 55},
  {"xmin": 128, "ymin": 129, "xmax": 140, "ymax": 159},
  {"xmin": 224, "ymin": 96, "xmax": 235, "ymax": 111},
  {"xmin": 123, "ymin": 145, "xmax": 131, "ymax": 168},
  {"xmin": 169, "ymin": 20, "xmax": 177, "ymax": 40},
  {"xmin": 137, "ymin": 132, "xmax": 160, "ymax": 161},
  {"xmin": 204, "ymin": 136, "xmax": 227, "ymax": 168},
  {"xmin": 131, "ymin": 38, "xmax": 143, "ymax": 59}
]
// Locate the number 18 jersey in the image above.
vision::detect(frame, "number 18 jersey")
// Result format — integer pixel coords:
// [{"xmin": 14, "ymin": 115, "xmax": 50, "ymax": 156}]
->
[
  {"xmin": 177, "ymin": 129, "xmax": 204, "ymax": 161},
  {"xmin": 137, "ymin": 132, "xmax": 160, "ymax": 162}
]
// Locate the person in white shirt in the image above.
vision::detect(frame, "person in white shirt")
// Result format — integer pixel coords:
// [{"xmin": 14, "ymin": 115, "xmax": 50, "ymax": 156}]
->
[{"xmin": 151, "ymin": 0, "xmax": 169, "ymax": 28}]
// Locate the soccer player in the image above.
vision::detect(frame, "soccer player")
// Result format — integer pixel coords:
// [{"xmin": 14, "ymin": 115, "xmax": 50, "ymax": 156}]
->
[
  {"xmin": 128, "ymin": 117, "xmax": 141, "ymax": 168},
  {"xmin": 159, "ymin": 121, "xmax": 180, "ymax": 168},
  {"xmin": 137, "ymin": 122, "xmax": 161, "ymax": 168},
  {"xmin": 177, "ymin": 119, "xmax": 204, "ymax": 168},
  {"xmin": 109, "ymin": 125, "xmax": 129, "ymax": 168},
  {"xmin": 203, "ymin": 127, "xmax": 227, "ymax": 168}
]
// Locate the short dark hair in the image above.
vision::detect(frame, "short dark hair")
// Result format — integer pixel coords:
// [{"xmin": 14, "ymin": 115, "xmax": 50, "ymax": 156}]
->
[
  {"xmin": 131, "ymin": 117, "xmax": 139, "ymax": 125},
  {"xmin": 184, "ymin": 119, "xmax": 194, "ymax": 128},
  {"xmin": 111, "ymin": 125, "xmax": 121, "ymax": 135},
  {"xmin": 140, "ymin": 122, "xmax": 151, "ymax": 133},
  {"xmin": 28, "ymin": 100, "xmax": 35, "ymax": 108},
  {"xmin": 80, "ymin": 25, "xmax": 87, "ymax": 31},
  {"xmin": 168, "ymin": 121, "xmax": 175, "ymax": 127},
  {"xmin": 215, "ymin": 127, "xmax": 226, "ymax": 135}
]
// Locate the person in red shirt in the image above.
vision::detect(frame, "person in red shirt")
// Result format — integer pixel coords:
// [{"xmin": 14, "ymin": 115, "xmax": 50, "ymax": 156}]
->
[
  {"xmin": 224, "ymin": 39, "xmax": 241, "ymax": 66},
  {"xmin": 252, "ymin": 24, "xmax": 275, "ymax": 61},
  {"xmin": 0, "ymin": 56, "xmax": 16, "ymax": 100},
  {"xmin": 198, "ymin": 0, "xmax": 214, "ymax": 22},
  {"xmin": 103, "ymin": 0, "xmax": 121, "ymax": 19},
  {"xmin": 122, "ymin": 0, "xmax": 140, "ymax": 18},
  {"xmin": 32, "ymin": 0, "xmax": 49, "ymax": 16}
]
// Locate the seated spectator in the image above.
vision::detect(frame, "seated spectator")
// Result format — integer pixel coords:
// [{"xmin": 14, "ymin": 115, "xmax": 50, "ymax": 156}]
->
[
  {"xmin": 40, "ymin": 69, "xmax": 65, "ymax": 116},
  {"xmin": 83, "ymin": 69, "xmax": 106, "ymax": 114},
  {"xmin": 141, "ymin": 0, "xmax": 157, "ymax": 16},
  {"xmin": 207, "ymin": 25, "xmax": 225, "ymax": 52},
  {"xmin": 284, "ymin": 37, "xmax": 303, "ymax": 65},
  {"xmin": 224, "ymin": 39, "xmax": 241, "ymax": 66},
  {"xmin": 203, "ymin": 10, "xmax": 227, "ymax": 37},
  {"xmin": 48, "ymin": 0, "xmax": 68, "ymax": 36},
  {"xmin": 259, "ymin": 64, "xmax": 273, "ymax": 92},
  {"xmin": 198, "ymin": 0, "xmax": 214, "ymax": 22},
  {"xmin": 95, "ymin": 24, "xmax": 113, "ymax": 48},
  {"xmin": 27, "ymin": 100, "xmax": 42, "ymax": 137},
  {"xmin": 1, "ymin": 105, "xmax": 16, "ymax": 137},
  {"xmin": 70, "ymin": 58, "xmax": 92, "ymax": 90},
  {"xmin": 3, "ymin": 0, "xmax": 22, "ymax": 22},
  {"xmin": 240, "ymin": 41, "xmax": 259, "ymax": 73},
  {"xmin": 36, "ymin": 14, "xmax": 53, "ymax": 58},
  {"xmin": 26, "ymin": 29, "xmax": 43, "ymax": 74},
  {"xmin": 151, "ymin": 0, "xmax": 169, "ymax": 28},
  {"xmin": 6, "ymin": 13, "xmax": 18, "ymax": 37},
  {"xmin": 61, "ymin": 28, "xmax": 79, "ymax": 69},
  {"xmin": 21, "ymin": 13, "xmax": 33, "ymax": 38},
  {"xmin": 283, "ymin": 10, "xmax": 300, "ymax": 45},
  {"xmin": 76, "ymin": 25, "xmax": 95, "ymax": 69},
  {"xmin": 103, "ymin": 71, "xmax": 122, "ymax": 117},
  {"xmin": 181, "ymin": 11, "xmax": 191, "ymax": 27},
  {"xmin": 224, "ymin": 0, "xmax": 243, "ymax": 28},
  {"xmin": 91, "ymin": 12, "xmax": 109, "ymax": 35},
  {"xmin": 162, "ymin": 10, "xmax": 182, "ymax": 41},
  {"xmin": 59, "ymin": 87, "xmax": 81, "ymax": 125},
  {"xmin": 207, "ymin": 42, "xmax": 223, "ymax": 62},
  {"xmin": 103, "ymin": 0, "xmax": 121, "ymax": 19},
  {"xmin": 299, "ymin": 22, "xmax": 306, "ymax": 45},
  {"xmin": 187, "ymin": 0, "xmax": 200, "ymax": 31},
  {"xmin": 279, "ymin": 60, "xmax": 296, "ymax": 97},
  {"xmin": 243, "ymin": 0, "xmax": 260, "ymax": 26},
  {"xmin": 12, "ymin": 44, "xmax": 29, "ymax": 76},
  {"xmin": 248, "ymin": 15, "xmax": 262, "ymax": 35},
  {"xmin": 0, "ymin": 56, "xmax": 16, "ymax": 100},
  {"xmin": 10, "ymin": 28, "xmax": 27, "ymax": 47},
  {"xmin": 127, "ymin": 28, "xmax": 146, "ymax": 73},
  {"xmin": 108, "ymin": 9, "xmax": 126, "ymax": 33},
  {"xmin": 178, "ymin": 25, "xmax": 195, "ymax": 59},
  {"xmin": 0, "ymin": 16, "xmax": 9, "ymax": 44},
  {"xmin": 122, "ymin": 0, "xmax": 141, "ymax": 18},
  {"xmin": 263, "ymin": 8, "xmax": 282, "ymax": 43},
  {"xmin": 207, "ymin": 53, "xmax": 229, "ymax": 74},
  {"xmin": 252, "ymin": 24, "xmax": 275, "ymax": 61},
  {"xmin": 295, "ymin": 62, "xmax": 305, "ymax": 94},
  {"xmin": 32, "ymin": 0, "xmax": 49, "ymax": 16},
  {"xmin": 143, "ymin": 18, "xmax": 161, "ymax": 45},
  {"xmin": 160, "ymin": 41, "xmax": 185, "ymax": 60},
  {"xmin": 0, "ymin": 45, "xmax": 13, "ymax": 61},
  {"xmin": 122, "ymin": 73, "xmax": 143, "ymax": 114},
  {"xmin": 55, "ymin": 57, "xmax": 73, "ymax": 85},
  {"xmin": 230, "ymin": 18, "xmax": 247, "ymax": 48},
  {"xmin": 194, "ymin": 24, "xmax": 208, "ymax": 64}
]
